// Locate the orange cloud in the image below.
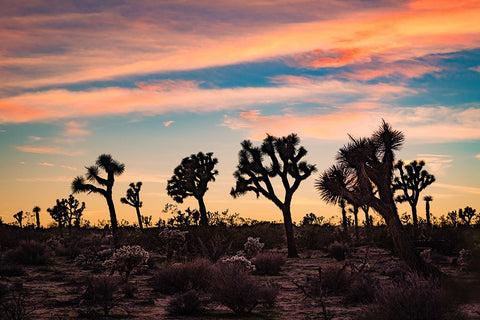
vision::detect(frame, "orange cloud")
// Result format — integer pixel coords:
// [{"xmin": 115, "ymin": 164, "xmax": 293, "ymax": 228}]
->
[
  {"xmin": 64, "ymin": 121, "xmax": 90, "ymax": 136},
  {"xmin": 1, "ymin": 0, "xmax": 480, "ymax": 91},
  {"xmin": 164, "ymin": 120, "xmax": 174, "ymax": 127},
  {"xmin": 40, "ymin": 162, "xmax": 54, "ymax": 166},
  {"xmin": 135, "ymin": 79, "xmax": 201, "ymax": 91},
  {"xmin": 476, "ymin": 154, "xmax": 480, "ymax": 159},
  {"xmin": 0, "ymin": 80, "xmax": 414, "ymax": 123},
  {"xmin": 14, "ymin": 145, "xmax": 81, "ymax": 156}
]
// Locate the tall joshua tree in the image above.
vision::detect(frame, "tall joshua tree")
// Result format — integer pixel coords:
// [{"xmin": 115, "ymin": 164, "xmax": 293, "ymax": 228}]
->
[
  {"xmin": 167, "ymin": 152, "xmax": 218, "ymax": 226},
  {"xmin": 459, "ymin": 206, "xmax": 477, "ymax": 226},
  {"xmin": 423, "ymin": 195, "xmax": 433, "ymax": 227},
  {"xmin": 72, "ymin": 154, "xmax": 125, "ymax": 235},
  {"xmin": 316, "ymin": 121, "xmax": 438, "ymax": 276},
  {"xmin": 393, "ymin": 160, "xmax": 435, "ymax": 228},
  {"xmin": 13, "ymin": 211, "xmax": 23, "ymax": 228},
  {"xmin": 33, "ymin": 206, "xmax": 41, "ymax": 229},
  {"xmin": 231, "ymin": 134, "xmax": 316, "ymax": 258},
  {"xmin": 121, "ymin": 182, "xmax": 144, "ymax": 231}
]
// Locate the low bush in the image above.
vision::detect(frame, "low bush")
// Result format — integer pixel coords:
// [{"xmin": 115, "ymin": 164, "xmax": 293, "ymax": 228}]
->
[
  {"xmin": 210, "ymin": 263, "xmax": 278, "ymax": 314},
  {"xmin": 83, "ymin": 275, "xmax": 121, "ymax": 317},
  {"xmin": 0, "ymin": 262, "xmax": 25, "ymax": 277},
  {"xmin": 359, "ymin": 273, "xmax": 454, "ymax": 320},
  {"xmin": 166, "ymin": 290, "xmax": 205, "ymax": 316},
  {"xmin": 344, "ymin": 273, "xmax": 379, "ymax": 304},
  {"xmin": 251, "ymin": 252, "xmax": 286, "ymax": 276},
  {"xmin": 327, "ymin": 241, "xmax": 350, "ymax": 261},
  {"xmin": 5, "ymin": 240, "xmax": 50, "ymax": 265},
  {"xmin": 150, "ymin": 259, "xmax": 214, "ymax": 295}
]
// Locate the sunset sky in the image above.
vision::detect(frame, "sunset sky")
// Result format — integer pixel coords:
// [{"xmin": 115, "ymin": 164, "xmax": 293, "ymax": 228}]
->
[{"xmin": 1, "ymin": 0, "xmax": 479, "ymax": 226}]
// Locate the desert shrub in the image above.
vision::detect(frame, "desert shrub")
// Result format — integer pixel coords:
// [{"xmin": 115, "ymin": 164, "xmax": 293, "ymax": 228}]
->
[
  {"xmin": 196, "ymin": 231, "xmax": 232, "ymax": 262},
  {"xmin": 458, "ymin": 245, "xmax": 480, "ymax": 271},
  {"xmin": 251, "ymin": 252, "xmax": 286, "ymax": 275},
  {"xmin": 362, "ymin": 273, "xmax": 452, "ymax": 320},
  {"xmin": 327, "ymin": 241, "xmax": 350, "ymax": 261},
  {"xmin": 74, "ymin": 248, "xmax": 112, "ymax": 271},
  {"xmin": 319, "ymin": 265, "xmax": 350, "ymax": 295},
  {"xmin": 166, "ymin": 290, "xmax": 205, "ymax": 316},
  {"xmin": 5, "ymin": 240, "xmax": 50, "ymax": 265},
  {"xmin": 103, "ymin": 245, "xmax": 149, "ymax": 282},
  {"xmin": 0, "ymin": 282, "xmax": 32, "ymax": 320},
  {"xmin": 243, "ymin": 237, "xmax": 264, "ymax": 258},
  {"xmin": 83, "ymin": 275, "xmax": 121, "ymax": 317},
  {"xmin": 221, "ymin": 255, "xmax": 256, "ymax": 272},
  {"xmin": 344, "ymin": 273, "xmax": 379, "ymax": 304},
  {"xmin": 158, "ymin": 229, "xmax": 188, "ymax": 261},
  {"xmin": 150, "ymin": 259, "xmax": 214, "ymax": 295},
  {"xmin": 0, "ymin": 282, "xmax": 8, "ymax": 300},
  {"xmin": 210, "ymin": 263, "xmax": 278, "ymax": 314},
  {"xmin": 257, "ymin": 282, "xmax": 280, "ymax": 308},
  {"xmin": 0, "ymin": 262, "xmax": 25, "ymax": 277},
  {"xmin": 296, "ymin": 224, "xmax": 336, "ymax": 250}
]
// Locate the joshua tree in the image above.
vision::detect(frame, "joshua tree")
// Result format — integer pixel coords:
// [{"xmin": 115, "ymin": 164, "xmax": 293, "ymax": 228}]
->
[
  {"xmin": 392, "ymin": 160, "xmax": 435, "ymax": 228},
  {"xmin": 167, "ymin": 152, "xmax": 218, "ymax": 226},
  {"xmin": 423, "ymin": 195, "xmax": 433, "ymax": 227},
  {"xmin": 120, "ymin": 182, "xmax": 144, "ymax": 231},
  {"xmin": 72, "ymin": 154, "xmax": 125, "ymax": 235},
  {"xmin": 13, "ymin": 210, "xmax": 23, "ymax": 228},
  {"xmin": 349, "ymin": 203, "xmax": 360, "ymax": 239},
  {"xmin": 339, "ymin": 199, "xmax": 348, "ymax": 233},
  {"xmin": 48, "ymin": 200, "xmax": 68, "ymax": 235},
  {"xmin": 63, "ymin": 194, "xmax": 86, "ymax": 228},
  {"xmin": 315, "ymin": 121, "xmax": 438, "ymax": 276},
  {"xmin": 459, "ymin": 206, "xmax": 477, "ymax": 226},
  {"xmin": 32, "ymin": 206, "xmax": 41, "ymax": 229},
  {"xmin": 231, "ymin": 134, "xmax": 316, "ymax": 258}
]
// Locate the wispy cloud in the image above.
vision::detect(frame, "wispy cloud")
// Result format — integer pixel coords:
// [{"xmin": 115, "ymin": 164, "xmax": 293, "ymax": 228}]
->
[
  {"xmin": 64, "ymin": 121, "xmax": 90, "ymax": 136},
  {"xmin": 415, "ymin": 154, "xmax": 453, "ymax": 175},
  {"xmin": 14, "ymin": 145, "xmax": 82, "ymax": 156},
  {"xmin": 60, "ymin": 165, "xmax": 77, "ymax": 171},
  {"xmin": 40, "ymin": 162, "xmax": 54, "ymax": 166},
  {"xmin": 435, "ymin": 183, "xmax": 480, "ymax": 195},
  {"xmin": 476, "ymin": 154, "xmax": 480, "ymax": 160},
  {"xmin": 223, "ymin": 106, "xmax": 480, "ymax": 143},
  {"xmin": 164, "ymin": 120, "xmax": 174, "ymax": 127},
  {"xmin": 1, "ymin": 0, "xmax": 479, "ymax": 91}
]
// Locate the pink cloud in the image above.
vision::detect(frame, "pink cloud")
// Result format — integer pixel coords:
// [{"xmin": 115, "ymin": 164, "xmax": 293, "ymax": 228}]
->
[
  {"xmin": 164, "ymin": 120, "xmax": 174, "ymax": 127},
  {"xmin": 476, "ymin": 154, "xmax": 480, "ymax": 160},
  {"xmin": 40, "ymin": 162, "xmax": 54, "ymax": 167},
  {"xmin": 135, "ymin": 79, "xmax": 201, "ymax": 91},
  {"xmin": 14, "ymin": 145, "xmax": 81, "ymax": 156},
  {"xmin": 64, "ymin": 121, "xmax": 90, "ymax": 136}
]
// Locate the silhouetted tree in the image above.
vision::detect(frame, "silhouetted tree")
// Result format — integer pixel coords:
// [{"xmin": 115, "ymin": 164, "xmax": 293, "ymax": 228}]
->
[
  {"xmin": 349, "ymin": 203, "xmax": 360, "ymax": 239},
  {"xmin": 13, "ymin": 211, "xmax": 23, "ymax": 228},
  {"xmin": 315, "ymin": 121, "xmax": 438, "ymax": 276},
  {"xmin": 72, "ymin": 154, "xmax": 125, "ymax": 235},
  {"xmin": 459, "ymin": 206, "xmax": 477, "ymax": 226},
  {"xmin": 33, "ymin": 206, "xmax": 41, "ymax": 229},
  {"xmin": 339, "ymin": 199, "xmax": 348, "ymax": 233},
  {"xmin": 301, "ymin": 212, "xmax": 325, "ymax": 226},
  {"xmin": 393, "ymin": 160, "xmax": 435, "ymax": 228},
  {"xmin": 423, "ymin": 195, "xmax": 433, "ymax": 227},
  {"xmin": 63, "ymin": 194, "xmax": 86, "ymax": 228},
  {"xmin": 446, "ymin": 210, "xmax": 458, "ymax": 227},
  {"xmin": 120, "ymin": 182, "xmax": 144, "ymax": 231},
  {"xmin": 48, "ymin": 200, "xmax": 68, "ymax": 235},
  {"xmin": 167, "ymin": 152, "xmax": 218, "ymax": 226},
  {"xmin": 231, "ymin": 134, "xmax": 316, "ymax": 258}
]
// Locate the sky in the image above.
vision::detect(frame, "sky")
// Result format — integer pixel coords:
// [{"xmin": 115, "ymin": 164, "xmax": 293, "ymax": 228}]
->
[{"xmin": 1, "ymin": 0, "xmax": 479, "ymax": 226}]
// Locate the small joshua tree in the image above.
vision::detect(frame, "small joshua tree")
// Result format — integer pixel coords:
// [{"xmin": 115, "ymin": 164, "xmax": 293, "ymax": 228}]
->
[
  {"xmin": 13, "ymin": 211, "xmax": 24, "ymax": 228},
  {"xmin": 63, "ymin": 194, "xmax": 86, "ymax": 228},
  {"xmin": 392, "ymin": 160, "xmax": 435, "ymax": 228},
  {"xmin": 32, "ymin": 206, "xmax": 41, "ymax": 229},
  {"xmin": 459, "ymin": 206, "xmax": 477, "ymax": 226},
  {"xmin": 72, "ymin": 154, "xmax": 125, "ymax": 236},
  {"xmin": 423, "ymin": 195, "xmax": 433, "ymax": 227},
  {"xmin": 167, "ymin": 152, "xmax": 218, "ymax": 226},
  {"xmin": 231, "ymin": 134, "xmax": 316, "ymax": 258},
  {"xmin": 120, "ymin": 182, "xmax": 144, "ymax": 231}
]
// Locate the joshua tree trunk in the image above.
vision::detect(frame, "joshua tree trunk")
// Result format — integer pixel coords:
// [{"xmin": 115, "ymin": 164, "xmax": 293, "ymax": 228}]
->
[
  {"xmin": 425, "ymin": 201, "xmax": 431, "ymax": 227},
  {"xmin": 412, "ymin": 205, "xmax": 418, "ymax": 228},
  {"xmin": 106, "ymin": 192, "xmax": 118, "ymax": 234},
  {"xmin": 282, "ymin": 206, "xmax": 299, "ymax": 258},
  {"xmin": 353, "ymin": 205, "xmax": 359, "ymax": 240},
  {"xmin": 197, "ymin": 196, "xmax": 208, "ymax": 226},
  {"xmin": 135, "ymin": 206, "xmax": 143, "ymax": 231},
  {"xmin": 35, "ymin": 212, "xmax": 40, "ymax": 229}
]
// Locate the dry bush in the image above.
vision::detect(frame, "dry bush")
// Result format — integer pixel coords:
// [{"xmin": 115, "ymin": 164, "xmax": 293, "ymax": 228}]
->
[
  {"xmin": 166, "ymin": 290, "xmax": 205, "ymax": 316},
  {"xmin": 344, "ymin": 273, "xmax": 379, "ymax": 304},
  {"xmin": 251, "ymin": 252, "xmax": 286, "ymax": 276},
  {"xmin": 4, "ymin": 240, "xmax": 50, "ymax": 265},
  {"xmin": 210, "ymin": 263, "xmax": 278, "ymax": 314},
  {"xmin": 327, "ymin": 241, "xmax": 350, "ymax": 261},
  {"xmin": 82, "ymin": 275, "xmax": 122, "ymax": 317},
  {"xmin": 150, "ymin": 259, "xmax": 214, "ymax": 295},
  {"xmin": 359, "ymin": 273, "xmax": 460, "ymax": 320}
]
